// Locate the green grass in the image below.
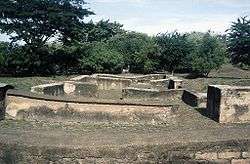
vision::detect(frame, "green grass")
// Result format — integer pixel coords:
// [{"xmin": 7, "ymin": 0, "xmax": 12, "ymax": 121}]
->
[
  {"xmin": 181, "ymin": 64, "xmax": 250, "ymax": 92},
  {"xmin": 0, "ymin": 76, "xmax": 72, "ymax": 91},
  {"xmin": 0, "ymin": 64, "xmax": 249, "ymax": 92}
]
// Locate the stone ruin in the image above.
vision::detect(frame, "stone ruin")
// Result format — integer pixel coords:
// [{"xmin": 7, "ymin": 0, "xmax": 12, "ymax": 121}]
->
[
  {"xmin": 0, "ymin": 73, "xmax": 248, "ymax": 124},
  {"xmin": 0, "ymin": 74, "xmax": 250, "ymax": 163}
]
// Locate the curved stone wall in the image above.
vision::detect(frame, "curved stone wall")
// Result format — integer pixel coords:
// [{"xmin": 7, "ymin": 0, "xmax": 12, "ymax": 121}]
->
[{"xmin": 6, "ymin": 90, "xmax": 178, "ymax": 124}]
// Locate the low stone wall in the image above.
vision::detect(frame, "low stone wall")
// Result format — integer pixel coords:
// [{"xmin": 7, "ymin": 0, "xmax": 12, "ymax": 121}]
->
[
  {"xmin": 31, "ymin": 82, "xmax": 98, "ymax": 97},
  {"xmin": 182, "ymin": 90, "xmax": 207, "ymax": 108},
  {"xmin": 150, "ymin": 79, "xmax": 169, "ymax": 88},
  {"xmin": 93, "ymin": 74, "xmax": 167, "ymax": 82},
  {"xmin": 122, "ymin": 87, "xmax": 184, "ymax": 102},
  {"xmin": 207, "ymin": 85, "xmax": 250, "ymax": 123},
  {"xmin": 31, "ymin": 82, "xmax": 64, "ymax": 96},
  {"xmin": 0, "ymin": 84, "xmax": 14, "ymax": 120},
  {"xmin": 6, "ymin": 90, "xmax": 177, "ymax": 124},
  {"xmin": 95, "ymin": 77, "xmax": 132, "ymax": 91},
  {"xmin": 71, "ymin": 75, "xmax": 132, "ymax": 91},
  {"xmin": 63, "ymin": 81, "xmax": 98, "ymax": 97}
]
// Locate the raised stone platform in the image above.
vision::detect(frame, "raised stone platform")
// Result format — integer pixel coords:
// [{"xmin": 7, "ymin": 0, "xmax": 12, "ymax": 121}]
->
[{"xmin": 207, "ymin": 85, "xmax": 250, "ymax": 124}]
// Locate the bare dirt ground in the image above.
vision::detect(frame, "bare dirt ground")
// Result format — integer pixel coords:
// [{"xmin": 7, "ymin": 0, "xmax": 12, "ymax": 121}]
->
[{"xmin": 1, "ymin": 106, "xmax": 250, "ymax": 149}]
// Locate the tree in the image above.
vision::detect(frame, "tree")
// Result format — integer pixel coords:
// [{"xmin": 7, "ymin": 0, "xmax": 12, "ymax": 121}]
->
[
  {"xmin": 156, "ymin": 32, "xmax": 192, "ymax": 74},
  {"xmin": 188, "ymin": 32, "xmax": 227, "ymax": 77},
  {"xmin": 0, "ymin": 42, "xmax": 8, "ymax": 67},
  {"xmin": 79, "ymin": 42, "xmax": 124, "ymax": 74},
  {"xmin": 0, "ymin": 0, "xmax": 93, "ymax": 46},
  {"xmin": 228, "ymin": 16, "xmax": 250, "ymax": 68},
  {"xmin": 0, "ymin": 0, "xmax": 93, "ymax": 74},
  {"xmin": 108, "ymin": 32, "xmax": 159, "ymax": 73},
  {"xmin": 83, "ymin": 20, "xmax": 124, "ymax": 42}
]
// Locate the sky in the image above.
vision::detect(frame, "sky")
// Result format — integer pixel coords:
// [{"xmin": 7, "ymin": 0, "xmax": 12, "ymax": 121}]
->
[
  {"xmin": 86, "ymin": 0, "xmax": 250, "ymax": 35},
  {"xmin": 0, "ymin": 0, "xmax": 250, "ymax": 41}
]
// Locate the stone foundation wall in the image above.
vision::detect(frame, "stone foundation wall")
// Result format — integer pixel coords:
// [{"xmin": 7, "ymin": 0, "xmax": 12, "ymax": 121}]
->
[
  {"xmin": 71, "ymin": 75, "xmax": 132, "ymax": 91},
  {"xmin": 6, "ymin": 92, "xmax": 177, "ymax": 124},
  {"xmin": 63, "ymin": 81, "xmax": 98, "ymax": 97},
  {"xmin": 31, "ymin": 83, "xmax": 64, "ymax": 96},
  {"xmin": 95, "ymin": 77, "xmax": 132, "ymax": 91},
  {"xmin": 31, "ymin": 82, "xmax": 98, "ymax": 97},
  {"xmin": 122, "ymin": 87, "xmax": 184, "ymax": 102},
  {"xmin": 0, "ymin": 87, "xmax": 6, "ymax": 120},
  {"xmin": 207, "ymin": 85, "xmax": 250, "ymax": 123},
  {"xmin": 0, "ymin": 84, "xmax": 14, "ymax": 120},
  {"xmin": 182, "ymin": 90, "xmax": 207, "ymax": 108}
]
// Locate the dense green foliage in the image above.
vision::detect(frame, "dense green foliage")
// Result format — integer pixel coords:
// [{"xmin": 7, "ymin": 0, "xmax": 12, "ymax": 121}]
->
[
  {"xmin": 156, "ymin": 32, "xmax": 192, "ymax": 74},
  {"xmin": 79, "ymin": 42, "xmax": 124, "ymax": 74},
  {"xmin": 83, "ymin": 20, "xmax": 124, "ymax": 42},
  {"xmin": 0, "ymin": 0, "xmax": 93, "ymax": 45},
  {"xmin": 0, "ymin": 42, "xmax": 8, "ymax": 66},
  {"xmin": 108, "ymin": 32, "xmax": 159, "ymax": 73},
  {"xmin": 187, "ymin": 32, "xmax": 227, "ymax": 77},
  {"xmin": 0, "ymin": 0, "xmax": 248, "ymax": 76},
  {"xmin": 228, "ymin": 17, "xmax": 250, "ymax": 68}
]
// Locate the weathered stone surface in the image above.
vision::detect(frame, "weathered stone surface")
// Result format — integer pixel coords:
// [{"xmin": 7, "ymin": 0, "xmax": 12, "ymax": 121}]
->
[
  {"xmin": 182, "ymin": 90, "xmax": 207, "ymax": 108},
  {"xmin": 0, "ymin": 84, "xmax": 14, "ymax": 120},
  {"xmin": 31, "ymin": 82, "xmax": 64, "ymax": 96},
  {"xmin": 150, "ymin": 79, "xmax": 170, "ymax": 88},
  {"xmin": 242, "ymin": 152, "xmax": 250, "ymax": 158},
  {"xmin": 207, "ymin": 85, "xmax": 250, "ymax": 123},
  {"xmin": 231, "ymin": 159, "xmax": 250, "ymax": 164},
  {"xmin": 168, "ymin": 78, "xmax": 183, "ymax": 89},
  {"xmin": 122, "ymin": 87, "xmax": 184, "ymax": 101},
  {"xmin": 218, "ymin": 151, "xmax": 241, "ymax": 159},
  {"xmin": 6, "ymin": 95, "xmax": 175, "ymax": 124},
  {"xmin": 64, "ymin": 81, "xmax": 98, "ymax": 97},
  {"xmin": 195, "ymin": 152, "xmax": 218, "ymax": 160}
]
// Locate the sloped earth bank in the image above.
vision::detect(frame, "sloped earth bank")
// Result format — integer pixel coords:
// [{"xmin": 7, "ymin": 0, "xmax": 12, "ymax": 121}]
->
[{"xmin": 0, "ymin": 106, "xmax": 250, "ymax": 163}]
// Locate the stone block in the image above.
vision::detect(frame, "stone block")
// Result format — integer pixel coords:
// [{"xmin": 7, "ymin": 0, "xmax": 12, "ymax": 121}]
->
[
  {"xmin": 168, "ymin": 78, "xmax": 183, "ymax": 89},
  {"xmin": 0, "ymin": 83, "xmax": 14, "ymax": 120},
  {"xmin": 242, "ymin": 152, "xmax": 250, "ymax": 158},
  {"xmin": 182, "ymin": 90, "xmax": 207, "ymax": 108},
  {"xmin": 231, "ymin": 159, "xmax": 250, "ymax": 164},
  {"xmin": 218, "ymin": 151, "xmax": 241, "ymax": 159},
  {"xmin": 207, "ymin": 85, "xmax": 250, "ymax": 123},
  {"xmin": 195, "ymin": 152, "xmax": 218, "ymax": 160}
]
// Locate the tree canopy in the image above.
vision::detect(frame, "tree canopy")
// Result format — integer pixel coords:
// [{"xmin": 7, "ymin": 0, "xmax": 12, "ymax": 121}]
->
[
  {"xmin": 156, "ymin": 32, "xmax": 192, "ymax": 74},
  {"xmin": 188, "ymin": 32, "xmax": 227, "ymax": 77},
  {"xmin": 0, "ymin": 0, "xmax": 94, "ymax": 46},
  {"xmin": 228, "ymin": 16, "xmax": 250, "ymax": 68}
]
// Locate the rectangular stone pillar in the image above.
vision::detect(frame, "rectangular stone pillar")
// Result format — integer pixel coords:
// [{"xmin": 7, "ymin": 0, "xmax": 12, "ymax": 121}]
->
[
  {"xmin": 168, "ymin": 78, "xmax": 183, "ymax": 89},
  {"xmin": 207, "ymin": 85, "xmax": 250, "ymax": 123},
  {"xmin": 0, "ymin": 84, "xmax": 14, "ymax": 120}
]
